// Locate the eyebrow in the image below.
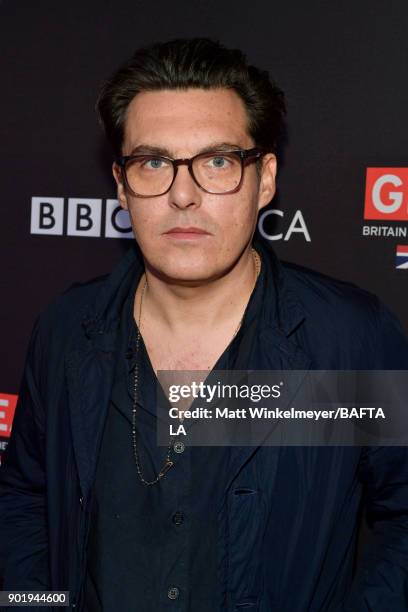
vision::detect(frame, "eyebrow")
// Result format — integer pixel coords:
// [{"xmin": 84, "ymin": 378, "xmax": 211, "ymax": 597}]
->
[{"xmin": 127, "ymin": 142, "xmax": 244, "ymax": 157}]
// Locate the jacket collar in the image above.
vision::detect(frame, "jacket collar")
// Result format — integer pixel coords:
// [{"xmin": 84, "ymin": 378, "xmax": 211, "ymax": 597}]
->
[
  {"xmin": 80, "ymin": 244, "xmax": 144, "ymax": 351},
  {"xmin": 252, "ymin": 234, "xmax": 306, "ymax": 337}
]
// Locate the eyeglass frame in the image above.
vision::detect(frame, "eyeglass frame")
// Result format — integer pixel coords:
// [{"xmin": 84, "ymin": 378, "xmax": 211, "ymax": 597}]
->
[{"xmin": 115, "ymin": 147, "xmax": 269, "ymax": 198}]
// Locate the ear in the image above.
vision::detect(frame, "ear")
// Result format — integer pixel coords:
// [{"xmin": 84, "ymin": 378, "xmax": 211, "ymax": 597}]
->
[
  {"xmin": 257, "ymin": 153, "xmax": 277, "ymax": 211},
  {"xmin": 112, "ymin": 162, "xmax": 129, "ymax": 210}
]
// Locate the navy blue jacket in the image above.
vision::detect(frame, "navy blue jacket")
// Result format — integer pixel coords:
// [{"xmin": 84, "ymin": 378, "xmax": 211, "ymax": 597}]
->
[{"xmin": 1, "ymin": 238, "xmax": 408, "ymax": 611}]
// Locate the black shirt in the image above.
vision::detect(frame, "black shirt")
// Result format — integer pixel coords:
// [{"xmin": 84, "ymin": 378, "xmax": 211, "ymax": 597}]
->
[{"xmin": 84, "ymin": 254, "xmax": 266, "ymax": 612}]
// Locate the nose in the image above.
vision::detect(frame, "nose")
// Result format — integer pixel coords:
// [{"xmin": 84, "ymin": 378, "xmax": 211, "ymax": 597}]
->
[{"xmin": 168, "ymin": 163, "xmax": 202, "ymax": 210}]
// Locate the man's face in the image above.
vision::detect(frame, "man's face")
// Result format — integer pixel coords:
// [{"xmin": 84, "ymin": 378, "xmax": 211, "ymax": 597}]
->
[{"xmin": 113, "ymin": 88, "xmax": 276, "ymax": 284}]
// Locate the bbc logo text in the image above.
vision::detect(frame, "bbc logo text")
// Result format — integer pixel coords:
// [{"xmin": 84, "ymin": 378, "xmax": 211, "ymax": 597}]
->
[{"xmin": 30, "ymin": 197, "xmax": 133, "ymax": 239}]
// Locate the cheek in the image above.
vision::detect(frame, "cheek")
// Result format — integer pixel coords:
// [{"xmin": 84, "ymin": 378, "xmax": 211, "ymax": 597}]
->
[
  {"xmin": 224, "ymin": 195, "xmax": 259, "ymax": 234},
  {"xmin": 127, "ymin": 201, "xmax": 160, "ymax": 235}
]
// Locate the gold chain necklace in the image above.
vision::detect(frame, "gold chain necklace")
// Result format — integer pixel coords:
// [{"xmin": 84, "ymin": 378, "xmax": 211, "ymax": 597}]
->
[{"xmin": 131, "ymin": 247, "xmax": 261, "ymax": 485}]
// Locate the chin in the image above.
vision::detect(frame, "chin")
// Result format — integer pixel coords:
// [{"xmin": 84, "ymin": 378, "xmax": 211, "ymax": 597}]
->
[
  {"xmin": 146, "ymin": 256, "xmax": 219, "ymax": 284},
  {"xmin": 156, "ymin": 267, "xmax": 215, "ymax": 285}
]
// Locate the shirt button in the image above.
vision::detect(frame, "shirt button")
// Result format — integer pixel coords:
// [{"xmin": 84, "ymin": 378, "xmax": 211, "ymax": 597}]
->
[
  {"xmin": 173, "ymin": 441, "xmax": 185, "ymax": 454},
  {"xmin": 167, "ymin": 586, "xmax": 179, "ymax": 600},
  {"xmin": 172, "ymin": 511, "xmax": 184, "ymax": 525}
]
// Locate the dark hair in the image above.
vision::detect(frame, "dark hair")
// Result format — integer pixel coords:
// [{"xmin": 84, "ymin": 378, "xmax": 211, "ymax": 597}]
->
[{"xmin": 96, "ymin": 37, "xmax": 286, "ymax": 157}]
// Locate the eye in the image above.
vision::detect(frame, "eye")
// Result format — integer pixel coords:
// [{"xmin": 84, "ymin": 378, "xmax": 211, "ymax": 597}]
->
[
  {"xmin": 207, "ymin": 155, "xmax": 231, "ymax": 169},
  {"xmin": 143, "ymin": 157, "xmax": 167, "ymax": 170}
]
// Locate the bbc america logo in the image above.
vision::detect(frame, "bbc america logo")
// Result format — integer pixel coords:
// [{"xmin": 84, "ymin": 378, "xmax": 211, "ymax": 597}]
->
[
  {"xmin": 30, "ymin": 198, "xmax": 133, "ymax": 239},
  {"xmin": 30, "ymin": 197, "xmax": 312, "ymax": 242}
]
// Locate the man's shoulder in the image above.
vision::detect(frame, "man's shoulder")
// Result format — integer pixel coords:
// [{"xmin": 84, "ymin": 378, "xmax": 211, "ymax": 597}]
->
[
  {"xmin": 273, "ymin": 260, "xmax": 393, "ymax": 367},
  {"xmin": 36, "ymin": 246, "xmax": 138, "ymax": 335},
  {"xmin": 281, "ymin": 259, "xmax": 379, "ymax": 318},
  {"xmin": 278, "ymin": 258, "xmax": 408, "ymax": 368},
  {"xmin": 257, "ymin": 239, "xmax": 381, "ymax": 331},
  {"xmin": 28, "ymin": 272, "xmax": 116, "ymax": 365},
  {"xmin": 38, "ymin": 272, "xmax": 109, "ymax": 330}
]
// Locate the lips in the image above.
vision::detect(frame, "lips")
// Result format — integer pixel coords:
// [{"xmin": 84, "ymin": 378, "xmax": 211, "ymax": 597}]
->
[
  {"xmin": 165, "ymin": 226, "xmax": 210, "ymax": 234},
  {"xmin": 163, "ymin": 226, "xmax": 211, "ymax": 241}
]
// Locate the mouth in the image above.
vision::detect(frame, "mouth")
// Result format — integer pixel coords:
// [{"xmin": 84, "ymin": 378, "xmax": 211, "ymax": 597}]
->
[{"xmin": 164, "ymin": 227, "xmax": 211, "ymax": 240}]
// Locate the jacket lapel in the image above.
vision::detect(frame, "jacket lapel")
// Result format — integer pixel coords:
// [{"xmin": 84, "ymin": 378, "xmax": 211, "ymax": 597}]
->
[
  {"xmin": 224, "ymin": 237, "xmax": 312, "ymax": 491},
  {"xmin": 65, "ymin": 331, "xmax": 119, "ymax": 499},
  {"xmin": 65, "ymin": 245, "xmax": 143, "ymax": 499}
]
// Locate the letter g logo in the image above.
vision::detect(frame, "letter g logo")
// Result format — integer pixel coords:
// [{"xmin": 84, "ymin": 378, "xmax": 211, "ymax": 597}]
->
[
  {"xmin": 372, "ymin": 174, "xmax": 403, "ymax": 213},
  {"xmin": 364, "ymin": 168, "xmax": 408, "ymax": 220}
]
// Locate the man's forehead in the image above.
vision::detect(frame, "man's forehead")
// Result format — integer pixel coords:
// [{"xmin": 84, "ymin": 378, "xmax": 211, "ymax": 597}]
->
[{"xmin": 122, "ymin": 88, "xmax": 252, "ymax": 154}]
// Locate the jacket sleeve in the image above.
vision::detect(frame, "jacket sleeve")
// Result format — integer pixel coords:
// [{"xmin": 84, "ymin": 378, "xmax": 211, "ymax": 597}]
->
[
  {"xmin": 341, "ymin": 299, "xmax": 408, "ymax": 611},
  {"xmin": 0, "ymin": 314, "xmax": 50, "ymax": 590}
]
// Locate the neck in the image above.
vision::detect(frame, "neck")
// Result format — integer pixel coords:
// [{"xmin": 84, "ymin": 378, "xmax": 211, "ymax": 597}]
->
[{"xmin": 134, "ymin": 245, "xmax": 260, "ymax": 336}]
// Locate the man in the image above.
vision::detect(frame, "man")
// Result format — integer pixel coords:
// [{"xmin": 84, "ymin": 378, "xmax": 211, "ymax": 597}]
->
[{"xmin": 1, "ymin": 38, "xmax": 408, "ymax": 612}]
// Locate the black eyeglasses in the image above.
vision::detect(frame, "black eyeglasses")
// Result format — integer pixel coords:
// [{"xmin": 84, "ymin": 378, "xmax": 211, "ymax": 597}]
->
[{"xmin": 115, "ymin": 147, "xmax": 267, "ymax": 197}]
